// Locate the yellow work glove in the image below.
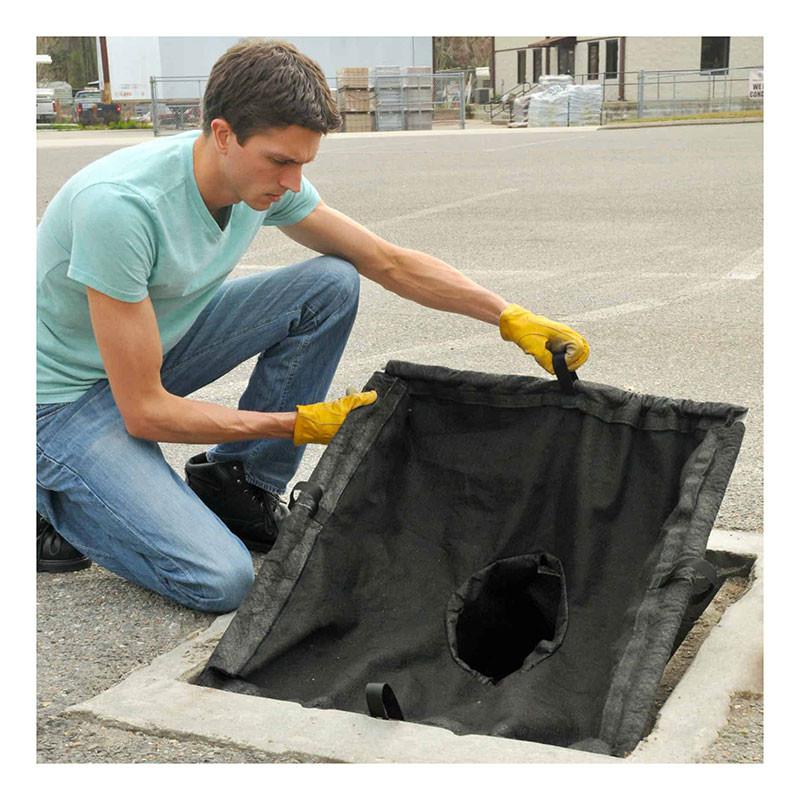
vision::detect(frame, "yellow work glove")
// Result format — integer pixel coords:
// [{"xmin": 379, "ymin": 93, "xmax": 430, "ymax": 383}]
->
[
  {"xmin": 499, "ymin": 304, "xmax": 590, "ymax": 375},
  {"xmin": 293, "ymin": 390, "xmax": 378, "ymax": 445}
]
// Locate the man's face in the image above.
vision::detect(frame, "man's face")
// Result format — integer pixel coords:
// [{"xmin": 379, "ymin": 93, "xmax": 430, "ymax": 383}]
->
[{"xmin": 216, "ymin": 123, "xmax": 322, "ymax": 211}]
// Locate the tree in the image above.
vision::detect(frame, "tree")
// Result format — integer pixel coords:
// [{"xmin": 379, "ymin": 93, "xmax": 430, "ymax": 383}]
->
[
  {"xmin": 433, "ymin": 37, "xmax": 493, "ymax": 72},
  {"xmin": 36, "ymin": 37, "xmax": 98, "ymax": 91}
]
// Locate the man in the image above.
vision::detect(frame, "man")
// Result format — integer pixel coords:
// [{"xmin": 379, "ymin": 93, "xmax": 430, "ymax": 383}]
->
[{"xmin": 36, "ymin": 39, "xmax": 589, "ymax": 612}]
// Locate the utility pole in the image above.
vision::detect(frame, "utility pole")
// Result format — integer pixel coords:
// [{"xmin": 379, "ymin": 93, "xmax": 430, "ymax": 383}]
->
[{"xmin": 99, "ymin": 36, "xmax": 111, "ymax": 103}]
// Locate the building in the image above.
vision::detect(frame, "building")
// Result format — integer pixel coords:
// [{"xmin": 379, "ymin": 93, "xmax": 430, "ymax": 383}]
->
[
  {"xmin": 99, "ymin": 37, "xmax": 434, "ymax": 103},
  {"xmin": 494, "ymin": 36, "xmax": 763, "ymax": 99}
]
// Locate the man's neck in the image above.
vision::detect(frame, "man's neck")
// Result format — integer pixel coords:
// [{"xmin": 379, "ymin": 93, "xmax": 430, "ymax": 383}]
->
[{"xmin": 192, "ymin": 134, "xmax": 236, "ymax": 217}]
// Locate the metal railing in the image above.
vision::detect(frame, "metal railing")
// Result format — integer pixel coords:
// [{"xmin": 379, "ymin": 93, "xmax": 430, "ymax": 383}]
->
[
  {"xmin": 484, "ymin": 81, "xmax": 532, "ymax": 121},
  {"xmin": 631, "ymin": 66, "xmax": 763, "ymax": 119},
  {"xmin": 149, "ymin": 71, "xmax": 467, "ymax": 136}
]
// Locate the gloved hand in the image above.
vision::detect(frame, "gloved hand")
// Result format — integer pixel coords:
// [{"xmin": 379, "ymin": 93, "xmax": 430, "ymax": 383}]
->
[
  {"xmin": 499, "ymin": 304, "xmax": 590, "ymax": 375},
  {"xmin": 293, "ymin": 390, "xmax": 378, "ymax": 445}
]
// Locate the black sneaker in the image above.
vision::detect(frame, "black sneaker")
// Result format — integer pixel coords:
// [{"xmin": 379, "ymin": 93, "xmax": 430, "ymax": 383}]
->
[
  {"xmin": 37, "ymin": 513, "xmax": 92, "ymax": 573},
  {"xmin": 184, "ymin": 453, "xmax": 289, "ymax": 553}
]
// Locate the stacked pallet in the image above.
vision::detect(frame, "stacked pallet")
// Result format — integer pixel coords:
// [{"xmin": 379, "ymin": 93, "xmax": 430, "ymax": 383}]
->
[
  {"xmin": 335, "ymin": 65, "xmax": 436, "ymax": 132},
  {"xmin": 373, "ymin": 66, "xmax": 404, "ymax": 131},
  {"xmin": 401, "ymin": 65, "xmax": 433, "ymax": 130},
  {"xmin": 336, "ymin": 67, "xmax": 374, "ymax": 132}
]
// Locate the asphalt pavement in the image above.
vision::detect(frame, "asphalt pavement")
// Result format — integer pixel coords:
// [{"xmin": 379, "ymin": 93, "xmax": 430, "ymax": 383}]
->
[{"xmin": 35, "ymin": 121, "xmax": 763, "ymax": 763}]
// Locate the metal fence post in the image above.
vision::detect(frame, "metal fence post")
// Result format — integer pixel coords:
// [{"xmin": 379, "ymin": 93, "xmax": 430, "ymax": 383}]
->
[
  {"xmin": 637, "ymin": 70, "xmax": 644, "ymax": 118},
  {"xmin": 459, "ymin": 71, "xmax": 465, "ymax": 129},
  {"xmin": 150, "ymin": 76, "xmax": 158, "ymax": 136}
]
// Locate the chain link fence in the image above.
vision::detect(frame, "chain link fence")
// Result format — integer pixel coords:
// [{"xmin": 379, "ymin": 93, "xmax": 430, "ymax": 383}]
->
[
  {"xmin": 574, "ymin": 65, "xmax": 763, "ymax": 122},
  {"xmin": 510, "ymin": 66, "xmax": 763, "ymax": 126},
  {"xmin": 149, "ymin": 76, "xmax": 206, "ymax": 136},
  {"xmin": 149, "ymin": 71, "xmax": 467, "ymax": 136}
]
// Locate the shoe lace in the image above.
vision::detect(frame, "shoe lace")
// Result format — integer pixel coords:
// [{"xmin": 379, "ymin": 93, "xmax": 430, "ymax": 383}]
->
[{"xmin": 231, "ymin": 465, "xmax": 280, "ymax": 514}]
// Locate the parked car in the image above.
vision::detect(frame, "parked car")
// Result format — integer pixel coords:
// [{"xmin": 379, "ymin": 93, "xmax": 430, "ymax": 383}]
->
[
  {"xmin": 72, "ymin": 89, "xmax": 121, "ymax": 125},
  {"xmin": 133, "ymin": 102, "xmax": 177, "ymax": 126},
  {"xmin": 36, "ymin": 88, "xmax": 57, "ymax": 123}
]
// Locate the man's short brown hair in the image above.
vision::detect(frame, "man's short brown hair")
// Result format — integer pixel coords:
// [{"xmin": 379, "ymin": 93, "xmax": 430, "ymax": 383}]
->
[{"xmin": 202, "ymin": 39, "xmax": 341, "ymax": 141}]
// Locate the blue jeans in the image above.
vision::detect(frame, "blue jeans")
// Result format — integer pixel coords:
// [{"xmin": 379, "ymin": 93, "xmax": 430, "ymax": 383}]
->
[{"xmin": 37, "ymin": 256, "xmax": 360, "ymax": 612}]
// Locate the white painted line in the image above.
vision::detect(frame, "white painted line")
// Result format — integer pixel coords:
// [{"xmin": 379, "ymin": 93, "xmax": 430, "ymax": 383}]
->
[
  {"xmin": 724, "ymin": 248, "xmax": 763, "ymax": 280},
  {"xmin": 485, "ymin": 133, "xmax": 596, "ymax": 152},
  {"xmin": 370, "ymin": 188, "xmax": 520, "ymax": 227}
]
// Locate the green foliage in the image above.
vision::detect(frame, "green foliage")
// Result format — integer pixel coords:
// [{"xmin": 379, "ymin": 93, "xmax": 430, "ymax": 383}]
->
[
  {"xmin": 433, "ymin": 37, "xmax": 493, "ymax": 71},
  {"xmin": 36, "ymin": 37, "xmax": 98, "ymax": 89}
]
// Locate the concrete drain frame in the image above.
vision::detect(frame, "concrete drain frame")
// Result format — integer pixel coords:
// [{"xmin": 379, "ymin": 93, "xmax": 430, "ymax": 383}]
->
[{"xmin": 67, "ymin": 529, "xmax": 762, "ymax": 763}]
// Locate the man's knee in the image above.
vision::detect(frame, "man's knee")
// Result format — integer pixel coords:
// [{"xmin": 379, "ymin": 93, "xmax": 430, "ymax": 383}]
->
[
  {"xmin": 190, "ymin": 551, "xmax": 255, "ymax": 613},
  {"xmin": 314, "ymin": 256, "xmax": 360, "ymax": 313}
]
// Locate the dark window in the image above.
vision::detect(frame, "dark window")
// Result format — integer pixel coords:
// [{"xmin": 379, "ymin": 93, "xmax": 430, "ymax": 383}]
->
[
  {"xmin": 558, "ymin": 43, "xmax": 575, "ymax": 76},
  {"xmin": 517, "ymin": 50, "xmax": 527, "ymax": 84},
  {"xmin": 606, "ymin": 39, "xmax": 619, "ymax": 79},
  {"xmin": 533, "ymin": 49, "xmax": 543, "ymax": 83},
  {"xmin": 587, "ymin": 42, "xmax": 599, "ymax": 80},
  {"xmin": 701, "ymin": 37, "xmax": 730, "ymax": 72}
]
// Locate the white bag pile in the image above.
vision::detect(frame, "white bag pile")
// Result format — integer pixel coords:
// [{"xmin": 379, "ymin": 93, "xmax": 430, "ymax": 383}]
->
[{"xmin": 527, "ymin": 80, "xmax": 603, "ymax": 127}]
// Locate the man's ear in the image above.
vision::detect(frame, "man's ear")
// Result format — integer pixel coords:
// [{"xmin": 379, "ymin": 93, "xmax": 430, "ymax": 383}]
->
[{"xmin": 210, "ymin": 118, "xmax": 234, "ymax": 154}]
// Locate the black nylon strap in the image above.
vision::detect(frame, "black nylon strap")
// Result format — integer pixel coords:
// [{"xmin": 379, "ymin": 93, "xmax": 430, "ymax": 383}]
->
[
  {"xmin": 366, "ymin": 682, "xmax": 404, "ymax": 720},
  {"xmin": 288, "ymin": 481, "xmax": 323, "ymax": 516},
  {"xmin": 656, "ymin": 557, "xmax": 718, "ymax": 598},
  {"xmin": 552, "ymin": 351, "xmax": 578, "ymax": 394}
]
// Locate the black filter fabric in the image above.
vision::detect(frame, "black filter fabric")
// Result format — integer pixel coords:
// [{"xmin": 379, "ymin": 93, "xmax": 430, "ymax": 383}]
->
[{"xmin": 197, "ymin": 362, "xmax": 746, "ymax": 756}]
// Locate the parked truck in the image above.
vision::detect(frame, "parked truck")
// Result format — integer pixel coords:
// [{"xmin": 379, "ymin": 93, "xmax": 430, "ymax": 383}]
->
[
  {"xmin": 72, "ymin": 89, "xmax": 121, "ymax": 125},
  {"xmin": 36, "ymin": 88, "xmax": 57, "ymax": 123}
]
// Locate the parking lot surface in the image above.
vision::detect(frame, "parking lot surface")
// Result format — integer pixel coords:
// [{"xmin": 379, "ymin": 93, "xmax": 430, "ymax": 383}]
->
[{"xmin": 36, "ymin": 122, "xmax": 763, "ymax": 762}]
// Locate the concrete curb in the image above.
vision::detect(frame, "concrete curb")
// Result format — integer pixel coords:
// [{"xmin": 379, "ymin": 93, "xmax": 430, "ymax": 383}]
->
[
  {"xmin": 601, "ymin": 118, "xmax": 763, "ymax": 131},
  {"xmin": 65, "ymin": 528, "xmax": 762, "ymax": 763}
]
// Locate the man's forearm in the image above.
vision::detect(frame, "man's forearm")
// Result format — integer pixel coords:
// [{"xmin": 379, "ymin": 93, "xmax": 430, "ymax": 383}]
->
[
  {"xmin": 368, "ymin": 246, "xmax": 508, "ymax": 325},
  {"xmin": 126, "ymin": 390, "xmax": 296, "ymax": 444}
]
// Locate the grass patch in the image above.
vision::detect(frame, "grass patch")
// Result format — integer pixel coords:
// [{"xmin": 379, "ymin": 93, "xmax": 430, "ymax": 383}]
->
[
  {"xmin": 607, "ymin": 110, "xmax": 763, "ymax": 125},
  {"xmin": 77, "ymin": 121, "xmax": 154, "ymax": 130}
]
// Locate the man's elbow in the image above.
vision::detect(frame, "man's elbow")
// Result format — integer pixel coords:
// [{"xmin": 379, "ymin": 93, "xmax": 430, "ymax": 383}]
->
[
  {"xmin": 122, "ymin": 410, "xmax": 156, "ymax": 440},
  {"xmin": 119, "ymin": 394, "xmax": 168, "ymax": 440}
]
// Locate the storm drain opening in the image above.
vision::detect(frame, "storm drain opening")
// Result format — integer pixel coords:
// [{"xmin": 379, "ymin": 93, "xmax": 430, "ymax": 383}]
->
[{"xmin": 446, "ymin": 553, "xmax": 568, "ymax": 683}]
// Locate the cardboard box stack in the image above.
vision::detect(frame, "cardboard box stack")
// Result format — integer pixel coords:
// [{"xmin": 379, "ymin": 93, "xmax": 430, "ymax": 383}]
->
[{"xmin": 336, "ymin": 67, "xmax": 374, "ymax": 132}]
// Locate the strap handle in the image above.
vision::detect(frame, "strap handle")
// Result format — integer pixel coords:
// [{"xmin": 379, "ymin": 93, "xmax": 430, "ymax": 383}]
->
[
  {"xmin": 655, "ymin": 557, "xmax": 718, "ymax": 599},
  {"xmin": 366, "ymin": 682, "xmax": 404, "ymax": 721},
  {"xmin": 288, "ymin": 481, "xmax": 323, "ymax": 516},
  {"xmin": 552, "ymin": 350, "xmax": 579, "ymax": 394}
]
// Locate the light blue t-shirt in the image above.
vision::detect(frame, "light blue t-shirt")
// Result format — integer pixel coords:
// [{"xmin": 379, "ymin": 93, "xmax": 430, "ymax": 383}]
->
[{"xmin": 37, "ymin": 130, "xmax": 320, "ymax": 403}]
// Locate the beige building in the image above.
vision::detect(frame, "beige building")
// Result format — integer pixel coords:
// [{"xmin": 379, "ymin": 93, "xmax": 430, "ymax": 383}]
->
[{"xmin": 493, "ymin": 36, "xmax": 763, "ymax": 100}]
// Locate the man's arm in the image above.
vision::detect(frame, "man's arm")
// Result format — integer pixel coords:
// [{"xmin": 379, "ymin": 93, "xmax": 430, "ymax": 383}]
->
[
  {"xmin": 280, "ymin": 202, "xmax": 509, "ymax": 325},
  {"xmin": 281, "ymin": 201, "xmax": 590, "ymax": 373},
  {"xmin": 87, "ymin": 287, "xmax": 296, "ymax": 443}
]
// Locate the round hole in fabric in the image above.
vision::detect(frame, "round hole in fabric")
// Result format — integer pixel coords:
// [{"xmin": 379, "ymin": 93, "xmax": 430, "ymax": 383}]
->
[{"xmin": 446, "ymin": 552, "xmax": 568, "ymax": 684}]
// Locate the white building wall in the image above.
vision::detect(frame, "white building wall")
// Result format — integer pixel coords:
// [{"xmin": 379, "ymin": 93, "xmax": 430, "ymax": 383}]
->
[
  {"xmin": 623, "ymin": 36, "xmax": 762, "ymax": 74},
  {"xmin": 106, "ymin": 36, "xmax": 434, "ymax": 101},
  {"xmin": 494, "ymin": 36, "xmax": 763, "ymax": 97},
  {"xmin": 729, "ymin": 37, "xmax": 763, "ymax": 67},
  {"xmin": 493, "ymin": 36, "xmax": 543, "ymax": 95}
]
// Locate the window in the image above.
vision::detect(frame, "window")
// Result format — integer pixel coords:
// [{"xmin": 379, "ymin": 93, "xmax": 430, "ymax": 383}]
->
[
  {"xmin": 588, "ymin": 42, "xmax": 599, "ymax": 80},
  {"xmin": 558, "ymin": 43, "xmax": 575, "ymax": 76},
  {"xmin": 606, "ymin": 39, "xmax": 619, "ymax": 79},
  {"xmin": 701, "ymin": 37, "xmax": 730, "ymax": 72},
  {"xmin": 517, "ymin": 49, "xmax": 527, "ymax": 84},
  {"xmin": 533, "ymin": 49, "xmax": 543, "ymax": 83}
]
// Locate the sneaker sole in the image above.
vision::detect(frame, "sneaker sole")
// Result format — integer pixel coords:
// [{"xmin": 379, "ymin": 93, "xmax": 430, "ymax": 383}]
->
[{"xmin": 37, "ymin": 557, "xmax": 92, "ymax": 573}]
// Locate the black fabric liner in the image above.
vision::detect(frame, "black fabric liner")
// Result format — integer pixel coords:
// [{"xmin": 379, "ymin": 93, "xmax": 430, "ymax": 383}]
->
[{"xmin": 198, "ymin": 362, "xmax": 746, "ymax": 757}]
